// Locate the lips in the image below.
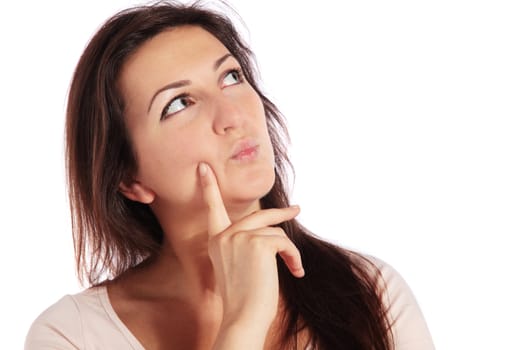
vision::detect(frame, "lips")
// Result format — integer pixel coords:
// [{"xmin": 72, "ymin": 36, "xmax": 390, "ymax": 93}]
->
[{"xmin": 231, "ymin": 138, "xmax": 259, "ymax": 161}]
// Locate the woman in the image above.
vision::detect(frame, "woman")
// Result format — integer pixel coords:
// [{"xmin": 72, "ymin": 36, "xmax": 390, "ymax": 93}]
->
[{"xmin": 25, "ymin": 2, "xmax": 434, "ymax": 349}]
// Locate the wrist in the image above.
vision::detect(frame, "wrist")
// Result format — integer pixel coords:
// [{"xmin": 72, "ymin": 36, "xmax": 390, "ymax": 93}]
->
[{"xmin": 212, "ymin": 319, "xmax": 269, "ymax": 350}]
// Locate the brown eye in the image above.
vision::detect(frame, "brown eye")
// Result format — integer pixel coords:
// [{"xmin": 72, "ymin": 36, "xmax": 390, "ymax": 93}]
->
[
  {"xmin": 161, "ymin": 93, "xmax": 193, "ymax": 120},
  {"xmin": 223, "ymin": 69, "xmax": 243, "ymax": 87}
]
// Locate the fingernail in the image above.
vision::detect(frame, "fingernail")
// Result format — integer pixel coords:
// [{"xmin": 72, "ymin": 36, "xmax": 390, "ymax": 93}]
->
[
  {"xmin": 291, "ymin": 205, "xmax": 300, "ymax": 210},
  {"xmin": 198, "ymin": 163, "xmax": 208, "ymax": 176}
]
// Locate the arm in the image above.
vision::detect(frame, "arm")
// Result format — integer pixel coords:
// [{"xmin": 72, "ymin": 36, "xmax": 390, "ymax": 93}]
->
[
  {"xmin": 374, "ymin": 259, "xmax": 435, "ymax": 350},
  {"xmin": 25, "ymin": 296, "xmax": 82, "ymax": 350}
]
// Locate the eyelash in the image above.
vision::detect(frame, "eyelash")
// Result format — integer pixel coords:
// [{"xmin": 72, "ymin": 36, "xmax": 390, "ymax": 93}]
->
[
  {"xmin": 224, "ymin": 67, "xmax": 244, "ymax": 85},
  {"xmin": 160, "ymin": 93, "xmax": 192, "ymax": 120},
  {"xmin": 160, "ymin": 67, "xmax": 245, "ymax": 121}
]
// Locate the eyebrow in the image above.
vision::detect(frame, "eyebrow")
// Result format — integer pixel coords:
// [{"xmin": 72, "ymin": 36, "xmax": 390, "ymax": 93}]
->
[{"xmin": 147, "ymin": 53, "xmax": 233, "ymax": 113}]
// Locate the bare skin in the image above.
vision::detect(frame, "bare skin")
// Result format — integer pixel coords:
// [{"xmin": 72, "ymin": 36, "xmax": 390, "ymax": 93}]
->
[
  {"xmin": 108, "ymin": 267, "xmax": 304, "ymax": 350},
  {"xmin": 108, "ymin": 165, "xmax": 306, "ymax": 349},
  {"xmin": 108, "ymin": 26, "xmax": 308, "ymax": 349}
]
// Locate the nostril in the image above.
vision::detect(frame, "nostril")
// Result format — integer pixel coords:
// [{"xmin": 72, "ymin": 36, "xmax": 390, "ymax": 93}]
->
[{"xmin": 212, "ymin": 110, "xmax": 244, "ymax": 135}]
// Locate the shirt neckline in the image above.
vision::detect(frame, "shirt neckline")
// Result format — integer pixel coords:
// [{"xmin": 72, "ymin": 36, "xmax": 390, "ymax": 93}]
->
[
  {"xmin": 95, "ymin": 285, "xmax": 313, "ymax": 350},
  {"xmin": 96, "ymin": 285, "xmax": 146, "ymax": 350}
]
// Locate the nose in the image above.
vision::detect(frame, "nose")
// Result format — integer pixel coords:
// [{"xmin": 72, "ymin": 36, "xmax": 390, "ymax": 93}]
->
[{"xmin": 211, "ymin": 95, "xmax": 244, "ymax": 135}]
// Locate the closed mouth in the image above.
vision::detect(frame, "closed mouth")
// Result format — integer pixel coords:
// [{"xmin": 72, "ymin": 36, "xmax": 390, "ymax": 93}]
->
[{"xmin": 231, "ymin": 138, "xmax": 259, "ymax": 160}]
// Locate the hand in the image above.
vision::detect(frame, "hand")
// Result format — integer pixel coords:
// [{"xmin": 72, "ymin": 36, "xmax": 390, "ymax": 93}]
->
[{"xmin": 198, "ymin": 162, "xmax": 304, "ymax": 347}]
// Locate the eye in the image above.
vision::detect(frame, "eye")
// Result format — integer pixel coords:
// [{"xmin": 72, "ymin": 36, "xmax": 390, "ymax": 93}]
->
[
  {"xmin": 223, "ymin": 68, "xmax": 244, "ymax": 87},
  {"xmin": 161, "ymin": 93, "xmax": 193, "ymax": 120}
]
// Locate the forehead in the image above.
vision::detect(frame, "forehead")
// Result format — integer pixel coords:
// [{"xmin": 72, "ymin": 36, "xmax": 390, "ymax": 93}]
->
[
  {"xmin": 124, "ymin": 25, "xmax": 229, "ymax": 74},
  {"xmin": 118, "ymin": 25, "xmax": 231, "ymax": 109},
  {"xmin": 126, "ymin": 25, "xmax": 227, "ymax": 66}
]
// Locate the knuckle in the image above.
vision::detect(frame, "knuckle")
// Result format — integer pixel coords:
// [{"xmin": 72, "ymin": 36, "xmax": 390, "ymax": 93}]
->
[
  {"xmin": 212, "ymin": 231, "xmax": 231, "ymax": 249},
  {"xmin": 274, "ymin": 227, "xmax": 287, "ymax": 236},
  {"xmin": 230, "ymin": 230, "xmax": 248, "ymax": 246},
  {"xmin": 247, "ymin": 234, "xmax": 266, "ymax": 251}
]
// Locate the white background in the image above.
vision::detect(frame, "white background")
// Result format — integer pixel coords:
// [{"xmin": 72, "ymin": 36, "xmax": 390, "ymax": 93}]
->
[{"xmin": 1, "ymin": 0, "xmax": 524, "ymax": 349}]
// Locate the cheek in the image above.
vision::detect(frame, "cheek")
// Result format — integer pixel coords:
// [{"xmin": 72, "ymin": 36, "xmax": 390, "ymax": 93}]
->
[
  {"xmin": 134, "ymin": 132, "xmax": 212, "ymax": 204},
  {"xmin": 246, "ymin": 90, "xmax": 265, "ymax": 118}
]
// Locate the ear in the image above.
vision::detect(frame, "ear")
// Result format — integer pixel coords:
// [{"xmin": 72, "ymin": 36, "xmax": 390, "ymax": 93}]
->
[{"xmin": 119, "ymin": 180, "xmax": 156, "ymax": 204}]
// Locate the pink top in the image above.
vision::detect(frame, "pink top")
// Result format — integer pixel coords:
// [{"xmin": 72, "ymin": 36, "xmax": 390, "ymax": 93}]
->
[{"xmin": 25, "ymin": 258, "xmax": 434, "ymax": 349}]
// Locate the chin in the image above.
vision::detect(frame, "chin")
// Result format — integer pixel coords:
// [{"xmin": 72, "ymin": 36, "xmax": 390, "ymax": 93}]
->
[{"xmin": 224, "ymin": 168, "xmax": 276, "ymax": 205}]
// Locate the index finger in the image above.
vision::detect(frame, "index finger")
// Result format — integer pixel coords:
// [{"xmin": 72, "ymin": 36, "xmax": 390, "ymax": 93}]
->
[{"xmin": 198, "ymin": 162, "xmax": 232, "ymax": 236}]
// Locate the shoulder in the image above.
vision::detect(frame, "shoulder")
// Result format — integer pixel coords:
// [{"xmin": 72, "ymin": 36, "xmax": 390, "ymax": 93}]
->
[
  {"xmin": 25, "ymin": 291, "xmax": 87, "ymax": 349},
  {"xmin": 24, "ymin": 286, "xmax": 128, "ymax": 350},
  {"xmin": 357, "ymin": 254, "xmax": 435, "ymax": 350}
]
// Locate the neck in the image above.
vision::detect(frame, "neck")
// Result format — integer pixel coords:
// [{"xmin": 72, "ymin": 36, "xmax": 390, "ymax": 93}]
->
[{"xmin": 143, "ymin": 198, "xmax": 261, "ymax": 299}]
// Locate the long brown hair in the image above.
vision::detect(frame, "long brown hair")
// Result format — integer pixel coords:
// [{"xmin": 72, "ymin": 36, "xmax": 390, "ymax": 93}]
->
[{"xmin": 65, "ymin": 1, "xmax": 393, "ymax": 349}]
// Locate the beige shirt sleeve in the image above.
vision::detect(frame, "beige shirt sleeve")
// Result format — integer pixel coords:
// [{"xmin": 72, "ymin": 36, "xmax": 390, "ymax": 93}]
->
[
  {"xmin": 25, "ymin": 287, "xmax": 142, "ymax": 350},
  {"xmin": 372, "ymin": 257, "xmax": 435, "ymax": 350},
  {"xmin": 24, "ymin": 295, "xmax": 83, "ymax": 350},
  {"xmin": 25, "ymin": 259, "xmax": 435, "ymax": 350}
]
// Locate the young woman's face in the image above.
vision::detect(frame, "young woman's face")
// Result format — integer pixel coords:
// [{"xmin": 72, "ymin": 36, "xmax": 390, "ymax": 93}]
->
[{"xmin": 119, "ymin": 26, "xmax": 275, "ymax": 212}]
